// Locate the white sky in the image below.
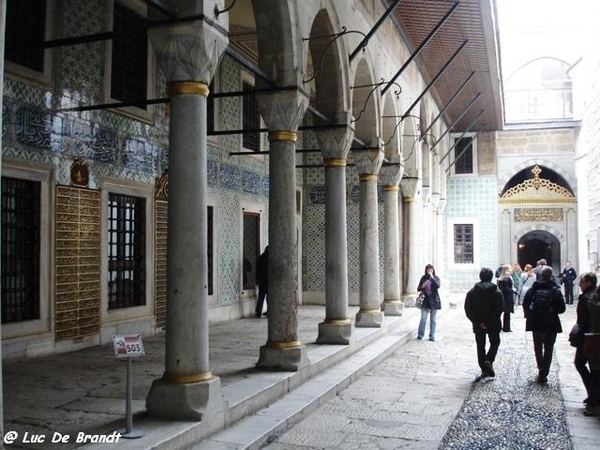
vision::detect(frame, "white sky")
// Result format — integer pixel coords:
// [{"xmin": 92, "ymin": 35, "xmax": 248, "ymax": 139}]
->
[{"xmin": 495, "ymin": 0, "xmax": 587, "ymax": 79}]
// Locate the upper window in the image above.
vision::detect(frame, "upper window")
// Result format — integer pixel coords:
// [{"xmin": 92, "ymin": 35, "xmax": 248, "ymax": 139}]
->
[
  {"xmin": 450, "ymin": 133, "xmax": 477, "ymax": 176},
  {"xmin": 242, "ymin": 72, "xmax": 261, "ymax": 152},
  {"xmin": 105, "ymin": 0, "xmax": 155, "ymax": 122},
  {"xmin": 4, "ymin": 0, "xmax": 54, "ymax": 86},
  {"xmin": 504, "ymin": 58, "xmax": 573, "ymax": 123}
]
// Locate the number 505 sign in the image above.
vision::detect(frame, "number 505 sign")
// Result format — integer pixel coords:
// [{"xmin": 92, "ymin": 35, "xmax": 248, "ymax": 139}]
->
[{"xmin": 113, "ymin": 334, "xmax": 145, "ymax": 359}]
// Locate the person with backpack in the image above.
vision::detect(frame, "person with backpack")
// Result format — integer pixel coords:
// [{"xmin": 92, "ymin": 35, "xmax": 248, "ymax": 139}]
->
[{"xmin": 522, "ymin": 266, "xmax": 566, "ymax": 384}]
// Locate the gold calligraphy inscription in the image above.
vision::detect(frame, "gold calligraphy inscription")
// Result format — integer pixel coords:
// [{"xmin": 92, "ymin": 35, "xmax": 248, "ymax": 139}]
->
[{"xmin": 514, "ymin": 207, "xmax": 563, "ymax": 222}]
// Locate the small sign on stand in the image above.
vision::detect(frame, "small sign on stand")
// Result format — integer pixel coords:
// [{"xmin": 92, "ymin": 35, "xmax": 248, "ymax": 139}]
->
[{"xmin": 112, "ymin": 334, "xmax": 145, "ymax": 439}]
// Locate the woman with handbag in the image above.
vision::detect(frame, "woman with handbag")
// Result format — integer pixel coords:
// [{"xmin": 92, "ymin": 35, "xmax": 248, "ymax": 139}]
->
[{"xmin": 416, "ymin": 264, "xmax": 441, "ymax": 342}]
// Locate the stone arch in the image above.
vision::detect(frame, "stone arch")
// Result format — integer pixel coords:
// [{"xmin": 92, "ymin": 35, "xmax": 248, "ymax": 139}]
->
[
  {"xmin": 498, "ymin": 158, "xmax": 577, "ymax": 196},
  {"xmin": 515, "ymin": 226, "xmax": 564, "ymax": 271},
  {"xmin": 402, "ymin": 115, "xmax": 419, "ymax": 179},
  {"xmin": 351, "ymin": 57, "xmax": 380, "ymax": 145},
  {"xmin": 382, "ymin": 93, "xmax": 401, "ymax": 163},
  {"xmin": 306, "ymin": 8, "xmax": 350, "ymax": 120},
  {"xmin": 419, "ymin": 102, "xmax": 431, "ymax": 199},
  {"xmin": 252, "ymin": 0, "xmax": 303, "ymax": 86}
]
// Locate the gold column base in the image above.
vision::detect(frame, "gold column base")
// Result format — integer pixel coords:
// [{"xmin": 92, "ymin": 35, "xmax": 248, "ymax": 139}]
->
[{"xmin": 162, "ymin": 371, "xmax": 213, "ymax": 384}]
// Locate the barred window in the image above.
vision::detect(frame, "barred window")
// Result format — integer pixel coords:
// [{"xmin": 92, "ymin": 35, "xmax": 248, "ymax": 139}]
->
[
  {"xmin": 242, "ymin": 81, "xmax": 261, "ymax": 152},
  {"xmin": 111, "ymin": 1, "xmax": 148, "ymax": 108},
  {"xmin": 108, "ymin": 193, "xmax": 146, "ymax": 309},
  {"xmin": 454, "ymin": 138, "xmax": 473, "ymax": 174},
  {"xmin": 1, "ymin": 177, "xmax": 41, "ymax": 323},
  {"xmin": 454, "ymin": 224, "xmax": 474, "ymax": 264}
]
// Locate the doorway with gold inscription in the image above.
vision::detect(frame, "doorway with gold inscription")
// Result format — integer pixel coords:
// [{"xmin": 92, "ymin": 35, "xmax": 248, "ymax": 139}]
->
[{"xmin": 498, "ymin": 164, "xmax": 577, "ymax": 274}]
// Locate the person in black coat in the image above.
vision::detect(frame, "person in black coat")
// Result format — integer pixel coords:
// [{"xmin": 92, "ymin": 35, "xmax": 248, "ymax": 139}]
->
[
  {"xmin": 560, "ymin": 260, "xmax": 577, "ymax": 305},
  {"xmin": 254, "ymin": 246, "xmax": 269, "ymax": 317},
  {"xmin": 465, "ymin": 268, "xmax": 504, "ymax": 380},
  {"xmin": 496, "ymin": 264, "xmax": 516, "ymax": 332},
  {"xmin": 572, "ymin": 272, "xmax": 597, "ymax": 404},
  {"xmin": 416, "ymin": 264, "xmax": 441, "ymax": 341},
  {"xmin": 523, "ymin": 266, "xmax": 566, "ymax": 383}
]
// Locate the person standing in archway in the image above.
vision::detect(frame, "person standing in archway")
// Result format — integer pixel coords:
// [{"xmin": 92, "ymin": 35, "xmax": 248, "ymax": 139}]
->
[
  {"xmin": 497, "ymin": 264, "xmax": 516, "ymax": 332},
  {"xmin": 560, "ymin": 260, "xmax": 577, "ymax": 305},
  {"xmin": 254, "ymin": 246, "xmax": 269, "ymax": 318}
]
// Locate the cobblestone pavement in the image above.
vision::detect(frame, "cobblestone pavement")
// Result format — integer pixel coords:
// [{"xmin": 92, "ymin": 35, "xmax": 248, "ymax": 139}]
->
[{"xmin": 264, "ymin": 303, "xmax": 600, "ymax": 450}]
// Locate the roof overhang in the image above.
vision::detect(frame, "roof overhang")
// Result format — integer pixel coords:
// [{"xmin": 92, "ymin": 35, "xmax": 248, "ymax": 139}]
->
[{"xmin": 386, "ymin": 0, "xmax": 504, "ymax": 132}]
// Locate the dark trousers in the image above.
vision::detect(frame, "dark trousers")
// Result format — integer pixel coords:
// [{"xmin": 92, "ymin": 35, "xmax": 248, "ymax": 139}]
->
[
  {"xmin": 502, "ymin": 311, "xmax": 511, "ymax": 332},
  {"xmin": 575, "ymin": 345, "xmax": 591, "ymax": 396},
  {"xmin": 590, "ymin": 369, "xmax": 600, "ymax": 407},
  {"xmin": 532, "ymin": 331, "xmax": 557, "ymax": 377},
  {"xmin": 475, "ymin": 330, "xmax": 501, "ymax": 371},
  {"xmin": 255, "ymin": 287, "xmax": 267, "ymax": 316},
  {"xmin": 564, "ymin": 282, "xmax": 574, "ymax": 304}
]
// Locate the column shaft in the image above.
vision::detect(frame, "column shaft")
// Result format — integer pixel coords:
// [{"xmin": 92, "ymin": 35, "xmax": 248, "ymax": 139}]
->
[
  {"xmin": 383, "ymin": 186, "xmax": 403, "ymax": 315},
  {"xmin": 356, "ymin": 176, "xmax": 384, "ymax": 327},
  {"xmin": 256, "ymin": 130, "xmax": 308, "ymax": 371},
  {"xmin": 165, "ymin": 93, "xmax": 209, "ymax": 376},
  {"xmin": 146, "ymin": 83, "xmax": 222, "ymax": 421},
  {"xmin": 317, "ymin": 161, "xmax": 351, "ymax": 344},
  {"xmin": 267, "ymin": 140, "xmax": 299, "ymax": 344},
  {"xmin": 404, "ymin": 197, "xmax": 420, "ymax": 302}
]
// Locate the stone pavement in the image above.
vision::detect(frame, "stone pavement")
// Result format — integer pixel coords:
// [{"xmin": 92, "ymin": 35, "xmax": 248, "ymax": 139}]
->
[
  {"xmin": 2, "ymin": 296, "xmax": 600, "ymax": 450},
  {"xmin": 257, "ymin": 303, "xmax": 600, "ymax": 450},
  {"xmin": 2, "ymin": 302, "xmax": 422, "ymax": 450}
]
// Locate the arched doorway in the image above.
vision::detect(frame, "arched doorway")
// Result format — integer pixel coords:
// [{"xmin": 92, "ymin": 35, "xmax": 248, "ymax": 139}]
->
[{"xmin": 517, "ymin": 230, "xmax": 560, "ymax": 270}]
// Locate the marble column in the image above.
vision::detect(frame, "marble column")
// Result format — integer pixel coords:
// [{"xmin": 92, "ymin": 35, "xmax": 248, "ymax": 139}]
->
[
  {"xmin": 145, "ymin": 15, "xmax": 228, "ymax": 420},
  {"xmin": 501, "ymin": 209, "xmax": 512, "ymax": 266},
  {"xmin": 256, "ymin": 90, "xmax": 309, "ymax": 371},
  {"xmin": 401, "ymin": 177, "xmax": 420, "ymax": 304},
  {"xmin": 355, "ymin": 149, "xmax": 385, "ymax": 327},
  {"xmin": 380, "ymin": 166, "xmax": 403, "ymax": 316},
  {"xmin": 315, "ymin": 122, "xmax": 354, "ymax": 344}
]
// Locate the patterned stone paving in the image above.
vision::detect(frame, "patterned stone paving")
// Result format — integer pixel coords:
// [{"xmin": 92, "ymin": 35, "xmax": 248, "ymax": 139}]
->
[{"xmin": 266, "ymin": 303, "xmax": 590, "ymax": 450}]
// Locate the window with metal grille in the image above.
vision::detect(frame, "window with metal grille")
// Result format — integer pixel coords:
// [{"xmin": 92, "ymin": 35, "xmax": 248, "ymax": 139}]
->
[
  {"xmin": 242, "ymin": 81, "xmax": 261, "ymax": 151},
  {"xmin": 5, "ymin": 0, "xmax": 46, "ymax": 72},
  {"xmin": 1, "ymin": 177, "xmax": 41, "ymax": 323},
  {"xmin": 111, "ymin": 1, "xmax": 148, "ymax": 108},
  {"xmin": 454, "ymin": 138, "xmax": 473, "ymax": 174},
  {"xmin": 454, "ymin": 224, "xmax": 474, "ymax": 264},
  {"xmin": 108, "ymin": 193, "xmax": 146, "ymax": 309}
]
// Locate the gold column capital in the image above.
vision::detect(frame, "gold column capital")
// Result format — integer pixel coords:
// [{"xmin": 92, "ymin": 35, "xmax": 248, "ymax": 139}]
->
[
  {"xmin": 404, "ymin": 196, "xmax": 417, "ymax": 203},
  {"xmin": 359, "ymin": 174, "xmax": 378, "ymax": 182},
  {"xmin": 383, "ymin": 185, "xmax": 400, "ymax": 192},
  {"xmin": 268, "ymin": 131, "xmax": 297, "ymax": 143},
  {"xmin": 167, "ymin": 81, "xmax": 210, "ymax": 97},
  {"xmin": 324, "ymin": 158, "xmax": 347, "ymax": 168}
]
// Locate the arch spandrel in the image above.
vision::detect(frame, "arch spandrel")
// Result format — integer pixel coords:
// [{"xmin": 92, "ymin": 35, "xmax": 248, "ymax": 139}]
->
[{"xmin": 499, "ymin": 164, "xmax": 576, "ymax": 204}]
